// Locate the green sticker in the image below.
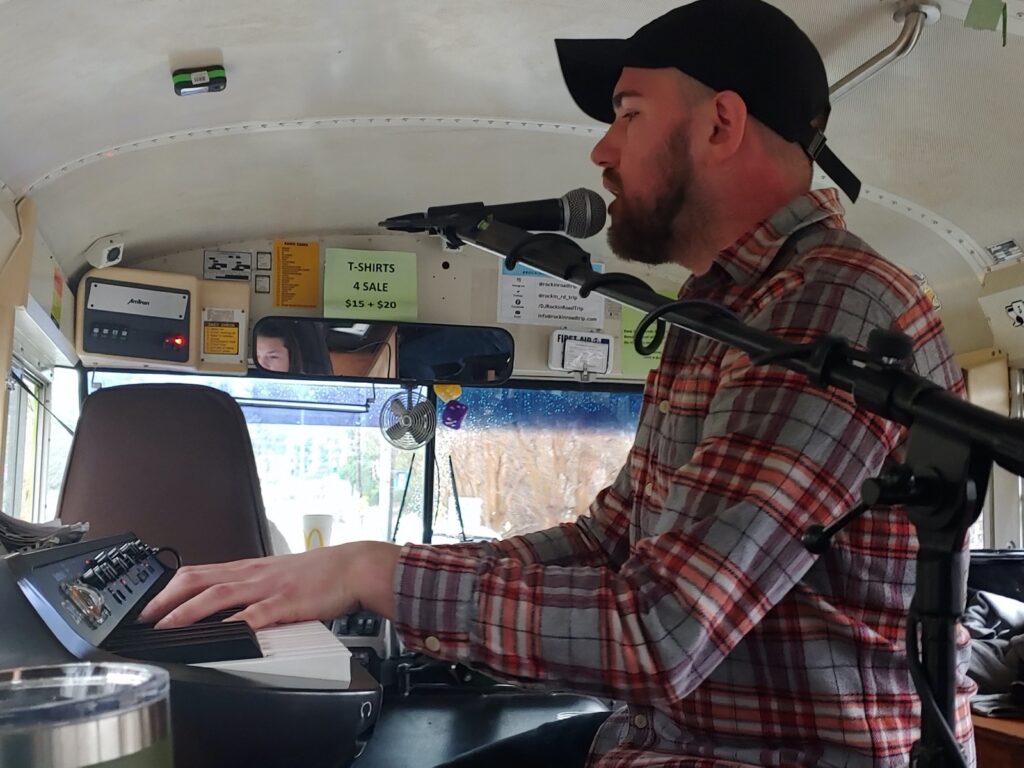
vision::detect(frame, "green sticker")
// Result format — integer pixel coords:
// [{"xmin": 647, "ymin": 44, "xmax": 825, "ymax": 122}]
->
[
  {"xmin": 964, "ymin": 0, "xmax": 1005, "ymax": 31},
  {"xmin": 324, "ymin": 248, "xmax": 418, "ymax": 320}
]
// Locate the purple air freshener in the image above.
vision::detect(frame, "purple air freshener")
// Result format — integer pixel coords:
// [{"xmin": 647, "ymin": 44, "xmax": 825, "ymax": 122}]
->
[{"xmin": 441, "ymin": 399, "xmax": 468, "ymax": 430}]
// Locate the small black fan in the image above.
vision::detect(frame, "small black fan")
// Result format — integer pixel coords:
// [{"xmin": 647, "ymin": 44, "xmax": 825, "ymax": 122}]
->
[{"xmin": 380, "ymin": 389, "xmax": 436, "ymax": 450}]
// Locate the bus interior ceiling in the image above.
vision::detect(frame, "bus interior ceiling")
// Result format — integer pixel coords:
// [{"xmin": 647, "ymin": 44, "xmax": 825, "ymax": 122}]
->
[{"xmin": 1, "ymin": 3, "xmax": 1023, "ymax": 518}]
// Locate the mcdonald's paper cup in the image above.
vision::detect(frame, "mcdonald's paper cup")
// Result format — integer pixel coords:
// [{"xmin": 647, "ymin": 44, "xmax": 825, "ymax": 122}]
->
[{"xmin": 302, "ymin": 514, "xmax": 334, "ymax": 550}]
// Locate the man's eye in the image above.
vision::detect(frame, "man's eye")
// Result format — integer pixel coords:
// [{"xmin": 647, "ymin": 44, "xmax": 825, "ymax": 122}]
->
[{"xmin": 622, "ymin": 111, "xmax": 639, "ymax": 122}]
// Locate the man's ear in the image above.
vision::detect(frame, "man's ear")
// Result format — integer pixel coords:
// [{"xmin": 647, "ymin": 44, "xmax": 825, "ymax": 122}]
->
[{"xmin": 706, "ymin": 90, "xmax": 748, "ymax": 162}]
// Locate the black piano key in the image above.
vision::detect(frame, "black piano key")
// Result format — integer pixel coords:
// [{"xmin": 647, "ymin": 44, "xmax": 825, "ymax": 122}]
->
[
  {"xmin": 102, "ymin": 608, "xmax": 263, "ymax": 664},
  {"xmin": 105, "ymin": 623, "xmax": 251, "ymax": 649}
]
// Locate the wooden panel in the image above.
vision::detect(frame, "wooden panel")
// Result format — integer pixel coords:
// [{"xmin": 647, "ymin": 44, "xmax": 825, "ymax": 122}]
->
[
  {"xmin": 0, "ymin": 197, "xmax": 35, "ymax": 501},
  {"xmin": 973, "ymin": 714, "xmax": 1024, "ymax": 767}
]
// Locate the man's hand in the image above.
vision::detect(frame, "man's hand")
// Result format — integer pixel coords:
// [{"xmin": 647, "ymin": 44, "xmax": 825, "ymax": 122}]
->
[{"xmin": 138, "ymin": 541, "xmax": 403, "ymax": 630}]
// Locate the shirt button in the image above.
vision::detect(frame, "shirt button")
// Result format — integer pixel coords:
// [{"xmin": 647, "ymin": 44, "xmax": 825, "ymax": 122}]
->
[
  {"xmin": 644, "ymin": 482, "xmax": 654, "ymax": 496},
  {"xmin": 633, "ymin": 714, "xmax": 649, "ymax": 729},
  {"xmin": 658, "ymin": 400, "xmax": 670, "ymax": 415},
  {"xmin": 425, "ymin": 636, "xmax": 441, "ymax": 653}
]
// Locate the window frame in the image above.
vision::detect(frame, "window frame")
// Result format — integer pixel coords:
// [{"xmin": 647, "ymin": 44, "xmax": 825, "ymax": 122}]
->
[{"xmin": 3, "ymin": 363, "xmax": 48, "ymax": 521}]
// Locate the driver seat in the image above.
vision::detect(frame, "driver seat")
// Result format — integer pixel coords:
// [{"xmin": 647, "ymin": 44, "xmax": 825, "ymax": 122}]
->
[{"xmin": 56, "ymin": 383, "xmax": 272, "ymax": 565}]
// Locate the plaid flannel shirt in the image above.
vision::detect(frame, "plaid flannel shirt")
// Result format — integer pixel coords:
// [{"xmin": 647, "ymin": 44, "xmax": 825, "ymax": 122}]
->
[{"xmin": 393, "ymin": 189, "xmax": 975, "ymax": 767}]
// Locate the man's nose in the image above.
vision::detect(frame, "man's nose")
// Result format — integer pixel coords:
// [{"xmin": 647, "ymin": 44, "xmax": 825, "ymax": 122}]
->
[{"xmin": 590, "ymin": 126, "xmax": 618, "ymax": 168}]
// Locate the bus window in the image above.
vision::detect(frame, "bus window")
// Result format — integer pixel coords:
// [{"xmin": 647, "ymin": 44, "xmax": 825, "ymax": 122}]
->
[
  {"xmin": 2, "ymin": 370, "xmax": 40, "ymax": 520},
  {"xmin": 2, "ymin": 366, "xmax": 79, "ymax": 522},
  {"xmin": 40, "ymin": 367, "xmax": 80, "ymax": 521},
  {"xmin": 88, "ymin": 371, "xmax": 426, "ymax": 553},
  {"xmin": 432, "ymin": 383, "xmax": 642, "ymax": 542}
]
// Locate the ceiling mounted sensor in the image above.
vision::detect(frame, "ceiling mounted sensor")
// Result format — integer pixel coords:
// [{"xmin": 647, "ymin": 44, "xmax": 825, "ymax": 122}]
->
[
  {"xmin": 84, "ymin": 234, "xmax": 125, "ymax": 269},
  {"xmin": 172, "ymin": 66, "xmax": 227, "ymax": 96}
]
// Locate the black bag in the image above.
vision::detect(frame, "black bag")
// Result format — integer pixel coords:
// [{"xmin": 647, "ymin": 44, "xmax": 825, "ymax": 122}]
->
[{"xmin": 969, "ymin": 550, "xmax": 1024, "ymax": 602}]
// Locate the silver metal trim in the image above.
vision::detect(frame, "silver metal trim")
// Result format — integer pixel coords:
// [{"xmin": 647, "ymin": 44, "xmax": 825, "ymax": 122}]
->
[
  {"xmin": 86, "ymin": 281, "xmax": 189, "ymax": 321},
  {"xmin": 235, "ymin": 396, "xmax": 371, "ymax": 413},
  {"xmin": 0, "ymin": 701, "xmax": 170, "ymax": 768},
  {"xmin": 806, "ymin": 132, "xmax": 827, "ymax": 160}
]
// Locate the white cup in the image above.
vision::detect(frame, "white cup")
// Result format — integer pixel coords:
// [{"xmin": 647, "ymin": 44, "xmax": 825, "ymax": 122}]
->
[{"xmin": 302, "ymin": 514, "xmax": 334, "ymax": 550}]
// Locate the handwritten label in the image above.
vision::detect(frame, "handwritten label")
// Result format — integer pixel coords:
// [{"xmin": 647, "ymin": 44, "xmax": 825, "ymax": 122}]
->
[{"xmin": 324, "ymin": 248, "xmax": 417, "ymax": 320}]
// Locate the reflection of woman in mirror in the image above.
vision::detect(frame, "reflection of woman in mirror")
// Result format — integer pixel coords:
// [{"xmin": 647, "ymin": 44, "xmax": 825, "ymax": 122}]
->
[{"xmin": 255, "ymin": 319, "xmax": 305, "ymax": 373}]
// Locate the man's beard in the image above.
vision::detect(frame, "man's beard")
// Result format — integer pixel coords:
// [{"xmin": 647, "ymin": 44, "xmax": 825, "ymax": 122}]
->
[{"xmin": 606, "ymin": 127, "xmax": 697, "ymax": 266}]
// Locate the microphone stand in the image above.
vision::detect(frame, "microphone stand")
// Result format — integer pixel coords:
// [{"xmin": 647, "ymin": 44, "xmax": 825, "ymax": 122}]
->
[{"xmin": 381, "ymin": 212, "xmax": 1024, "ymax": 767}]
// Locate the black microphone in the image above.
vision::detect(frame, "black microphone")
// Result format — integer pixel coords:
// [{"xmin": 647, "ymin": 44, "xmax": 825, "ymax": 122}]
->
[{"xmin": 380, "ymin": 188, "xmax": 607, "ymax": 239}]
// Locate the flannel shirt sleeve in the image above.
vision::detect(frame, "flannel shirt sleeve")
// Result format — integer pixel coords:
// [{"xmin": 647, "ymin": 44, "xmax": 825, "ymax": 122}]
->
[{"xmin": 393, "ymin": 266, "xmax": 914, "ymax": 704}]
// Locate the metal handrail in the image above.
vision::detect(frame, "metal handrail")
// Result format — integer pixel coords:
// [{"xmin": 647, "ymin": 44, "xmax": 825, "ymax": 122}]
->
[{"xmin": 829, "ymin": 2, "xmax": 940, "ymax": 102}]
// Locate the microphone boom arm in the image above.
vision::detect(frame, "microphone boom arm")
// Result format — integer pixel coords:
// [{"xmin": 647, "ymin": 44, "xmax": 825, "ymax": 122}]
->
[{"xmin": 436, "ymin": 214, "xmax": 1024, "ymax": 476}]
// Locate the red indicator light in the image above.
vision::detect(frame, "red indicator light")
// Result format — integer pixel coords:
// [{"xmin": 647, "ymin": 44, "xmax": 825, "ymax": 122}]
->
[{"xmin": 164, "ymin": 334, "xmax": 187, "ymax": 348}]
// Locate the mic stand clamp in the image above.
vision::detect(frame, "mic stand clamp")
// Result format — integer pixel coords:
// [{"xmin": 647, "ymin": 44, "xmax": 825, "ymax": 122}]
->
[
  {"xmin": 502, "ymin": 232, "xmax": 594, "ymax": 278},
  {"xmin": 801, "ymin": 465, "xmax": 928, "ymax": 555},
  {"xmin": 902, "ymin": 421, "xmax": 986, "ymax": 768},
  {"xmin": 802, "ymin": 423, "xmax": 985, "ymax": 768},
  {"xmin": 435, "ymin": 218, "xmax": 596, "ymax": 280}
]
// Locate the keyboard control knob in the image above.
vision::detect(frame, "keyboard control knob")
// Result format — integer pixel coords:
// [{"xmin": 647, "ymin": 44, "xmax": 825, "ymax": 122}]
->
[{"xmin": 65, "ymin": 582, "xmax": 107, "ymax": 626}]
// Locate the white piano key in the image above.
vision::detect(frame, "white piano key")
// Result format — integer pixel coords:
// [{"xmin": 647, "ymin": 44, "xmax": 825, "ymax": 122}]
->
[{"xmin": 194, "ymin": 621, "xmax": 352, "ymax": 683}]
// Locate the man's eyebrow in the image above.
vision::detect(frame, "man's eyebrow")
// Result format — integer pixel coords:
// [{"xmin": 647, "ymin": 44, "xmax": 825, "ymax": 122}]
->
[{"xmin": 612, "ymin": 90, "xmax": 643, "ymax": 109}]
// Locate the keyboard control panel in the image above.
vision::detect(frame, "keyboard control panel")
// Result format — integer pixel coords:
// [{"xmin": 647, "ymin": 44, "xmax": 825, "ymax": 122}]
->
[{"xmin": 9, "ymin": 533, "xmax": 167, "ymax": 657}]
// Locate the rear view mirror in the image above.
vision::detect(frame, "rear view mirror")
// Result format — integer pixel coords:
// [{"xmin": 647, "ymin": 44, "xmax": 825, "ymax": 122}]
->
[{"xmin": 253, "ymin": 317, "xmax": 514, "ymax": 386}]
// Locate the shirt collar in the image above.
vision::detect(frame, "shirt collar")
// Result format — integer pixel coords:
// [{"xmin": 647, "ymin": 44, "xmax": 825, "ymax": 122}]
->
[{"xmin": 703, "ymin": 188, "xmax": 846, "ymax": 289}]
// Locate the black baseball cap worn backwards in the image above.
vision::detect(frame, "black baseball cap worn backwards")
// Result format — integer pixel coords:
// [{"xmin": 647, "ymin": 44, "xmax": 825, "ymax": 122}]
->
[{"xmin": 555, "ymin": 0, "xmax": 861, "ymax": 202}]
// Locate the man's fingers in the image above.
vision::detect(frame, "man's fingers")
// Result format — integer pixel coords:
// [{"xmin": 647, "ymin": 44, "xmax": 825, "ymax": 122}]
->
[
  {"xmin": 139, "ymin": 560, "xmax": 262, "ymax": 623},
  {"xmin": 150, "ymin": 578, "xmax": 262, "ymax": 629},
  {"xmin": 227, "ymin": 596, "xmax": 298, "ymax": 631}
]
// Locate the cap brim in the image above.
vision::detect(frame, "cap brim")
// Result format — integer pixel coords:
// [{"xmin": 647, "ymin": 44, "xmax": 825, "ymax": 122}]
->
[{"xmin": 555, "ymin": 38, "xmax": 630, "ymax": 124}]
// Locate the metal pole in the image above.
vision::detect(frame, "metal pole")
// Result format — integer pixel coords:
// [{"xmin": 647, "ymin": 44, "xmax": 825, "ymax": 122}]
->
[{"xmin": 830, "ymin": 3, "xmax": 939, "ymax": 103}]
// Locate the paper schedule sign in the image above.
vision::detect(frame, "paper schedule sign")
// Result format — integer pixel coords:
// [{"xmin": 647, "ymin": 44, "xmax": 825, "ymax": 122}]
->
[{"xmin": 272, "ymin": 241, "xmax": 320, "ymax": 308}]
